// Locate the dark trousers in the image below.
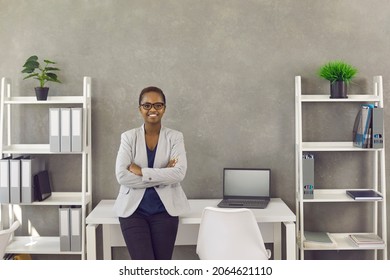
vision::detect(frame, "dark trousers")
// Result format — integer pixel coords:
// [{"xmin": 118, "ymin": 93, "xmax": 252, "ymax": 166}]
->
[{"xmin": 119, "ymin": 210, "xmax": 179, "ymax": 260}]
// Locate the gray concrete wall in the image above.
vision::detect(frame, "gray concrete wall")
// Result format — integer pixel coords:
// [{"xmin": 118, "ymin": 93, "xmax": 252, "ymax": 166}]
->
[{"xmin": 0, "ymin": 0, "xmax": 389, "ymax": 260}]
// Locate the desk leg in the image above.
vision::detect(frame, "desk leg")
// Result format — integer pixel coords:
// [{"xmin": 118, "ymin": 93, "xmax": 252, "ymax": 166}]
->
[
  {"xmin": 283, "ymin": 222, "xmax": 296, "ymax": 260},
  {"xmin": 103, "ymin": 224, "xmax": 112, "ymax": 260},
  {"xmin": 86, "ymin": 224, "xmax": 98, "ymax": 260},
  {"xmin": 273, "ymin": 223, "xmax": 282, "ymax": 260}
]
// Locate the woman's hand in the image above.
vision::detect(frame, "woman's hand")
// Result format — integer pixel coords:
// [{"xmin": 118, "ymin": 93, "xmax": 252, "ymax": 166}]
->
[
  {"xmin": 128, "ymin": 163, "xmax": 142, "ymax": 176},
  {"xmin": 166, "ymin": 158, "xmax": 178, "ymax": 168}
]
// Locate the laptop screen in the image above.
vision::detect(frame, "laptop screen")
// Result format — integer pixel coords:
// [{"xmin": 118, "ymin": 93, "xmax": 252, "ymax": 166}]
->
[{"xmin": 223, "ymin": 168, "xmax": 270, "ymax": 198}]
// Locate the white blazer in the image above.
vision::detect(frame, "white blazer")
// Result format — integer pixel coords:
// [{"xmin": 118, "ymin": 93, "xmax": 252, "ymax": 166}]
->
[{"xmin": 113, "ymin": 125, "xmax": 190, "ymax": 217}]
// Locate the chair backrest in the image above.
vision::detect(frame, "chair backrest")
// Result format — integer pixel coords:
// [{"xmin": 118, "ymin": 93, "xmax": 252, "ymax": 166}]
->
[
  {"xmin": 196, "ymin": 207, "xmax": 271, "ymax": 260},
  {"xmin": 0, "ymin": 221, "xmax": 20, "ymax": 259}
]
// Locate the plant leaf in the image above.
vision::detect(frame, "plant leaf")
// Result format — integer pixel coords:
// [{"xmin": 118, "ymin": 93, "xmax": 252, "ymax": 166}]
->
[
  {"xmin": 45, "ymin": 67, "xmax": 60, "ymax": 71},
  {"xmin": 26, "ymin": 55, "xmax": 38, "ymax": 62},
  {"xmin": 318, "ymin": 60, "xmax": 357, "ymax": 83},
  {"xmin": 46, "ymin": 73, "xmax": 57, "ymax": 79},
  {"xmin": 23, "ymin": 73, "xmax": 39, "ymax": 80},
  {"xmin": 23, "ymin": 60, "xmax": 39, "ymax": 68},
  {"xmin": 46, "ymin": 73, "xmax": 61, "ymax": 83},
  {"xmin": 21, "ymin": 68, "xmax": 35, "ymax": 73},
  {"xmin": 44, "ymin": 59, "xmax": 56, "ymax": 64}
]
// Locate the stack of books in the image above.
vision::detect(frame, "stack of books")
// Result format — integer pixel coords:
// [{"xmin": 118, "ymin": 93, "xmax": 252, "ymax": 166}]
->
[{"xmin": 349, "ymin": 234, "xmax": 385, "ymax": 248}]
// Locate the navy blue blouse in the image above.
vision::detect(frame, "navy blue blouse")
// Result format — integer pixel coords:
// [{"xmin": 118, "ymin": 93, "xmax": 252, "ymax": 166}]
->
[{"xmin": 136, "ymin": 144, "xmax": 166, "ymax": 216}]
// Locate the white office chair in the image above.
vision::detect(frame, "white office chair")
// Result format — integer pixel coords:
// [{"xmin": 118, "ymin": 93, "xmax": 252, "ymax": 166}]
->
[
  {"xmin": 0, "ymin": 221, "xmax": 20, "ymax": 259},
  {"xmin": 196, "ymin": 207, "xmax": 271, "ymax": 260}
]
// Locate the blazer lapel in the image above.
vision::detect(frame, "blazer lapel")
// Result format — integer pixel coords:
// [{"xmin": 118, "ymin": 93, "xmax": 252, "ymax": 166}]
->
[
  {"xmin": 136, "ymin": 125, "xmax": 148, "ymax": 168},
  {"xmin": 154, "ymin": 126, "xmax": 168, "ymax": 168}
]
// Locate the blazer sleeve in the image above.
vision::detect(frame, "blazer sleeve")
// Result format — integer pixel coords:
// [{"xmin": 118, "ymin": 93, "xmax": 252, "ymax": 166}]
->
[
  {"xmin": 115, "ymin": 132, "xmax": 155, "ymax": 189},
  {"xmin": 141, "ymin": 132, "xmax": 187, "ymax": 185}
]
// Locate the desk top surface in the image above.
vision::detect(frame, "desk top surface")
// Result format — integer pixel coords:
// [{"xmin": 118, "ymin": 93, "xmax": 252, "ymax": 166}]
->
[{"xmin": 86, "ymin": 198, "xmax": 295, "ymax": 225}]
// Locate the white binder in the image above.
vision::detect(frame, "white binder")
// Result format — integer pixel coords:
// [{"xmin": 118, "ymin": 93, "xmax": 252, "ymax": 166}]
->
[
  {"xmin": 59, "ymin": 206, "xmax": 71, "ymax": 251},
  {"xmin": 372, "ymin": 107, "xmax": 384, "ymax": 149},
  {"xmin": 71, "ymin": 108, "xmax": 83, "ymax": 152},
  {"xmin": 0, "ymin": 156, "xmax": 11, "ymax": 203},
  {"xmin": 70, "ymin": 206, "xmax": 82, "ymax": 251},
  {"xmin": 49, "ymin": 108, "xmax": 61, "ymax": 152},
  {"xmin": 10, "ymin": 156, "xmax": 23, "ymax": 204},
  {"xmin": 60, "ymin": 108, "xmax": 71, "ymax": 152},
  {"xmin": 21, "ymin": 157, "xmax": 44, "ymax": 203}
]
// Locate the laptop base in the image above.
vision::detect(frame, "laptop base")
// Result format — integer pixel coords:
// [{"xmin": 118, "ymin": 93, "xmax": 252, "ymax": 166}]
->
[{"xmin": 217, "ymin": 199, "xmax": 269, "ymax": 209}]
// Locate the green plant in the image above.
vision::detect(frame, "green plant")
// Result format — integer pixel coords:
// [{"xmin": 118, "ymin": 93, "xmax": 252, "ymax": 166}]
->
[
  {"xmin": 318, "ymin": 60, "xmax": 358, "ymax": 83},
  {"xmin": 21, "ymin": 55, "xmax": 61, "ymax": 87}
]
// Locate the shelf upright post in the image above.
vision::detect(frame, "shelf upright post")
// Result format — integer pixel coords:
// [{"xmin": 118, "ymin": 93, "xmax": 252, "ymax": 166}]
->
[
  {"xmin": 84, "ymin": 76, "xmax": 92, "ymax": 208},
  {"xmin": 371, "ymin": 76, "xmax": 387, "ymax": 260},
  {"xmin": 0, "ymin": 78, "xmax": 5, "ymax": 229},
  {"xmin": 0, "ymin": 78, "xmax": 6, "ymax": 156},
  {"xmin": 80, "ymin": 76, "xmax": 92, "ymax": 260},
  {"xmin": 0, "ymin": 78, "xmax": 13, "ymax": 230},
  {"xmin": 375, "ymin": 76, "xmax": 387, "ymax": 259},
  {"xmin": 0, "ymin": 78, "xmax": 12, "ymax": 154},
  {"xmin": 295, "ymin": 76, "xmax": 305, "ymax": 259}
]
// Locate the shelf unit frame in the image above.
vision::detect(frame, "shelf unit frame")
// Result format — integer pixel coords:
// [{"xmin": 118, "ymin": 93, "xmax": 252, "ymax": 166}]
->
[
  {"xmin": 295, "ymin": 75, "xmax": 387, "ymax": 260},
  {"xmin": 0, "ymin": 77, "xmax": 92, "ymax": 259}
]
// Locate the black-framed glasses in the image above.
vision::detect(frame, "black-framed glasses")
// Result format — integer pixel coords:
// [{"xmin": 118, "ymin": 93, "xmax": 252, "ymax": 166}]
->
[{"xmin": 139, "ymin": 102, "xmax": 165, "ymax": 110}]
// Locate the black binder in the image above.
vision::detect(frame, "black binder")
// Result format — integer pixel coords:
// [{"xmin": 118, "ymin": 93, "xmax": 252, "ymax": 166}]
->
[{"xmin": 34, "ymin": 170, "xmax": 52, "ymax": 201}]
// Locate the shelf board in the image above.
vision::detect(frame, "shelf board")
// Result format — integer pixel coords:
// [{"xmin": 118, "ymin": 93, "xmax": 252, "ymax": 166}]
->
[
  {"xmin": 2, "ymin": 192, "xmax": 91, "ymax": 206},
  {"xmin": 33, "ymin": 192, "xmax": 91, "ymax": 205},
  {"xmin": 5, "ymin": 236, "xmax": 82, "ymax": 255},
  {"xmin": 301, "ymin": 142, "xmax": 382, "ymax": 151},
  {"xmin": 300, "ymin": 95, "xmax": 381, "ymax": 102},
  {"xmin": 3, "ymin": 96, "xmax": 86, "ymax": 104},
  {"xmin": 1, "ymin": 144, "xmax": 89, "ymax": 154},
  {"xmin": 302, "ymin": 233, "xmax": 386, "ymax": 251},
  {"xmin": 300, "ymin": 189, "xmax": 384, "ymax": 203}
]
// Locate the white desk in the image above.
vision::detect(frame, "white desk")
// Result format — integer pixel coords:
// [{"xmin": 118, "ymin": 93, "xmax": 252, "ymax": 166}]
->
[{"xmin": 86, "ymin": 198, "xmax": 296, "ymax": 260}]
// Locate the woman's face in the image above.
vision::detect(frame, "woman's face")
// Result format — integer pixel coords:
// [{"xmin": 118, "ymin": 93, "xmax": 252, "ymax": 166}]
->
[{"xmin": 139, "ymin": 91, "xmax": 166, "ymax": 125}]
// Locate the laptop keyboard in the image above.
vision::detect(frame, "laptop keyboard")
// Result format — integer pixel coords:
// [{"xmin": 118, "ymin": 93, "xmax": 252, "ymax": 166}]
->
[{"xmin": 219, "ymin": 199, "xmax": 269, "ymax": 208}]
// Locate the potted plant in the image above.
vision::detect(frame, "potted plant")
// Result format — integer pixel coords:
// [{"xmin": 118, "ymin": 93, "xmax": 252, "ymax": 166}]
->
[
  {"xmin": 21, "ymin": 55, "xmax": 61, "ymax": 100},
  {"xmin": 317, "ymin": 60, "xmax": 358, "ymax": 98}
]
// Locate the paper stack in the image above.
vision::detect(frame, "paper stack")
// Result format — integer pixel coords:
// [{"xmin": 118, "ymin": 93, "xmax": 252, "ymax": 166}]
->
[{"xmin": 349, "ymin": 234, "xmax": 385, "ymax": 248}]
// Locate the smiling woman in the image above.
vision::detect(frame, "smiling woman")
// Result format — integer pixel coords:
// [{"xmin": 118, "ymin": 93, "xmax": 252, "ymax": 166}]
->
[{"xmin": 113, "ymin": 86, "xmax": 190, "ymax": 260}]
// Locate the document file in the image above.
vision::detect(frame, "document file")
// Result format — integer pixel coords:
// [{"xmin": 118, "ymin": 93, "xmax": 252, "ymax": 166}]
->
[
  {"xmin": 372, "ymin": 107, "xmax": 384, "ymax": 148},
  {"xmin": 353, "ymin": 105, "xmax": 372, "ymax": 148},
  {"xmin": 49, "ymin": 108, "xmax": 61, "ymax": 152},
  {"xmin": 60, "ymin": 108, "xmax": 71, "ymax": 152},
  {"xmin": 10, "ymin": 156, "xmax": 23, "ymax": 204},
  {"xmin": 71, "ymin": 108, "xmax": 83, "ymax": 152},
  {"xmin": 34, "ymin": 170, "xmax": 52, "ymax": 201},
  {"xmin": 0, "ymin": 156, "xmax": 12, "ymax": 203},
  {"xmin": 21, "ymin": 157, "xmax": 45, "ymax": 203},
  {"xmin": 352, "ymin": 104, "xmax": 383, "ymax": 149},
  {"xmin": 59, "ymin": 206, "xmax": 71, "ymax": 251},
  {"xmin": 302, "ymin": 154, "xmax": 314, "ymax": 199},
  {"xmin": 70, "ymin": 206, "xmax": 82, "ymax": 251}
]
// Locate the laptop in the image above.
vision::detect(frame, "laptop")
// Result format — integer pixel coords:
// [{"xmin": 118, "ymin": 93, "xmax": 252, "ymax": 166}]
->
[{"xmin": 217, "ymin": 168, "xmax": 271, "ymax": 209}]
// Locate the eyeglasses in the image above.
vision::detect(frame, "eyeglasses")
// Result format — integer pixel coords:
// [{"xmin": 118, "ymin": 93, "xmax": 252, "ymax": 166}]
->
[{"xmin": 139, "ymin": 102, "xmax": 165, "ymax": 110}]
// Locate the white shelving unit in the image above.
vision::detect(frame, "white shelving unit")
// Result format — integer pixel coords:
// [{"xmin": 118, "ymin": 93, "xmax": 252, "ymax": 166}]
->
[
  {"xmin": 0, "ymin": 77, "xmax": 92, "ymax": 259},
  {"xmin": 295, "ymin": 76, "xmax": 387, "ymax": 260}
]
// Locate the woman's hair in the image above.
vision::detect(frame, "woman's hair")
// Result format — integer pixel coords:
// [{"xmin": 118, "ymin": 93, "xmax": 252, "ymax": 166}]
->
[{"xmin": 139, "ymin": 86, "xmax": 166, "ymax": 105}]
